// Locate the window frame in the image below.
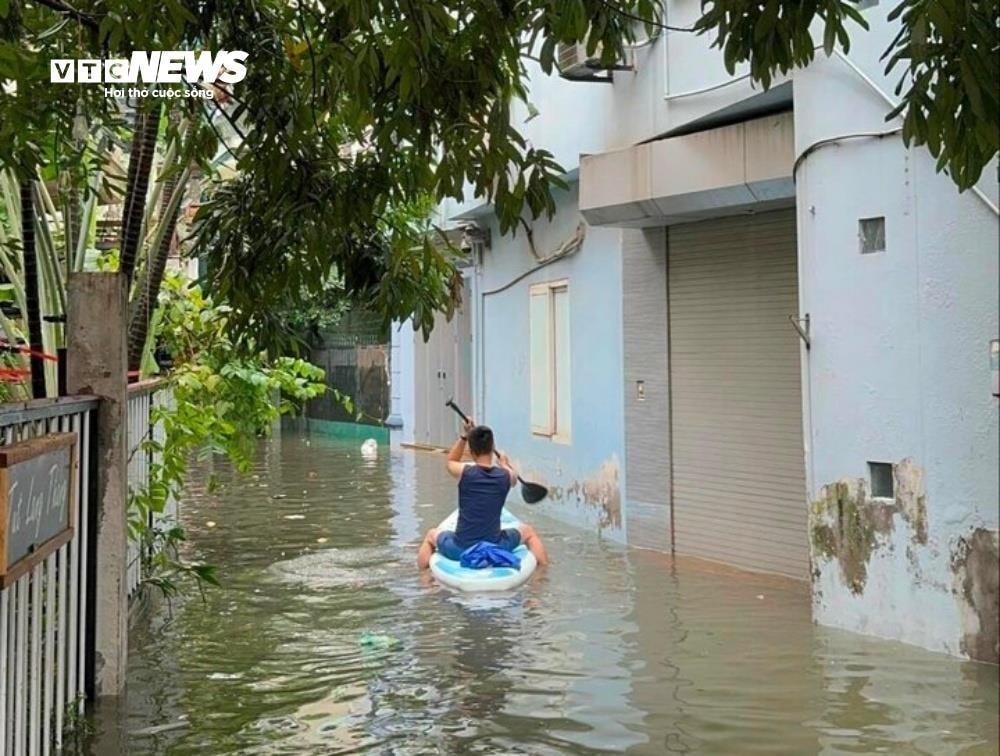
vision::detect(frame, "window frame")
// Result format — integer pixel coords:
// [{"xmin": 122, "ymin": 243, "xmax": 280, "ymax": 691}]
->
[{"xmin": 529, "ymin": 279, "xmax": 571, "ymax": 443}]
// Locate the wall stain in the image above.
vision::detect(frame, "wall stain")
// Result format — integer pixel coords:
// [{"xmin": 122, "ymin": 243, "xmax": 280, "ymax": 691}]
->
[
  {"xmin": 893, "ymin": 458, "xmax": 928, "ymax": 546},
  {"xmin": 812, "ymin": 458, "xmax": 998, "ymax": 663},
  {"xmin": 810, "ymin": 458, "xmax": 928, "ymax": 595},
  {"xmin": 564, "ymin": 459, "xmax": 621, "ymax": 529},
  {"xmin": 811, "ymin": 478, "xmax": 889, "ymax": 594},
  {"xmin": 952, "ymin": 528, "xmax": 999, "ymax": 664}
]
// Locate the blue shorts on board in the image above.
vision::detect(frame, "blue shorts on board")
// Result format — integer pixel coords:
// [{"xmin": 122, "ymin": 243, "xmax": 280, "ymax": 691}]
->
[{"xmin": 436, "ymin": 528, "xmax": 521, "ymax": 561}]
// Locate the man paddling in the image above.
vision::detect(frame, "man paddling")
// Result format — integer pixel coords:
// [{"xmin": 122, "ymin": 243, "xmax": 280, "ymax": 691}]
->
[{"xmin": 417, "ymin": 418, "xmax": 550, "ymax": 569}]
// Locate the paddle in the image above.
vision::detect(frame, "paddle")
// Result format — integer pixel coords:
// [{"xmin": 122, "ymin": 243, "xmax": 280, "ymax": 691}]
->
[{"xmin": 445, "ymin": 399, "xmax": 549, "ymax": 504}]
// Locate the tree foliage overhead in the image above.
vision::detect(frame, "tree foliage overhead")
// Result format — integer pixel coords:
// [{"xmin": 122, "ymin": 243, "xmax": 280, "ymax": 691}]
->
[
  {"xmin": 881, "ymin": 0, "xmax": 998, "ymax": 191},
  {"xmin": 0, "ymin": 0, "xmax": 662, "ymax": 346},
  {"xmin": 0, "ymin": 0, "xmax": 996, "ymax": 351},
  {"xmin": 695, "ymin": 0, "xmax": 998, "ymax": 192},
  {"xmin": 178, "ymin": 0, "xmax": 664, "ymax": 342}
]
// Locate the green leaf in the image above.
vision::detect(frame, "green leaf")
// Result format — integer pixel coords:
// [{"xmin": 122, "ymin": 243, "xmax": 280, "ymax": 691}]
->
[
  {"xmin": 841, "ymin": 3, "xmax": 870, "ymax": 31},
  {"xmin": 822, "ymin": 16, "xmax": 838, "ymax": 56},
  {"xmin": 754, "ymin": 1, "xmax": 780, "ymax": 43}
]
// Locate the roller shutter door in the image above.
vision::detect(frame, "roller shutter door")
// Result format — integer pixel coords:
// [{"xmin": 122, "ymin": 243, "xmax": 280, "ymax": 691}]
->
[{"xmin": 668, "ymin": 209, "xmax": 808, "ymax": 578}]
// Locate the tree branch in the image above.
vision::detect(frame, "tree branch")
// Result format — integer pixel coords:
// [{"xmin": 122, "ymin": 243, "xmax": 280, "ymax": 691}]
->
[
  {"xmin": 295, "ymin": 2, "xmax": 321, "ymax": 130},
  {"xmin": 33, "ymin": 0, "xmax": 100, "ymax": 31},
  {"xmin": 196, "ymin": 98, "xmax": 242, "ymax": 163}
]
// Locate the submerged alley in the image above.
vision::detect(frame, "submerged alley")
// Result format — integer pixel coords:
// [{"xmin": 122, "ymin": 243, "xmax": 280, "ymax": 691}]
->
[
  {"xmin": 116, "ymin": 433, "xmax": 1000, "ymax": 754},
  {"xmin": 1, "ymin": 1, "xmax": 997, "ymax": 753}
]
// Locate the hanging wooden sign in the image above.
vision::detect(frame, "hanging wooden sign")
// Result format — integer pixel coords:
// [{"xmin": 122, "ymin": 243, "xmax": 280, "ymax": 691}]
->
[{"xmin": 0, "ymin": 433, "xmax": 77, "ymax": 588}]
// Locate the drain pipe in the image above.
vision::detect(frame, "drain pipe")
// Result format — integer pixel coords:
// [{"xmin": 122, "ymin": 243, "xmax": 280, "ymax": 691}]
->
[{"xmin": 474, "ymin": 241, "xmax": 487, "ymax": 422}]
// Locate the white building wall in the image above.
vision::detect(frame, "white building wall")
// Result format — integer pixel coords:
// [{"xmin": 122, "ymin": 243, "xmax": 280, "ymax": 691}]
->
[
  {"xmin": 793, "ymin": 4, "xmax": 998, "ymax": 661},
  {"xmin": 476, "ymin": 186, "xmax": 628, "ymax": 538},
  {"xmin": 388, "ymin": 320, "xmax": 416, "ymax": 446}
]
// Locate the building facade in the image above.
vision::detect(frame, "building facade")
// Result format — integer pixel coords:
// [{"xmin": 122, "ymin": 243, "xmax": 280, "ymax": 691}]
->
[{"xmin": 390, "ymin": 2, "xmax": 999, "ymax": 662}]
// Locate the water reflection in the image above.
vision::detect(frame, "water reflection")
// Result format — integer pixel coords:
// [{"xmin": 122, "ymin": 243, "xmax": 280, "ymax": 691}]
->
[{"xmin": 116, "ymin": 430, "xmax": 999, "ymax": 755}]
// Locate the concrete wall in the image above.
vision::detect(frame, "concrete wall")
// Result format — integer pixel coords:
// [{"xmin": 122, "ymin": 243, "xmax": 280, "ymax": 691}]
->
[
  {"xmin": 387, "ymin": 320, "xmax": 416, "ymax": 446},
  {"xmin": 580, "ymin": 112, "xmax": 796, "ymax": 227},
  {"xmin": 476, "ymin": 185, "xmax": 628, "ymax": 538},
  {"xmin": 794, "ymin": 5, "xmax": 999, "ymax": 662},
  {"xmin": 621, "ymin": 228, "xmax": 671, "ymax": 551}
]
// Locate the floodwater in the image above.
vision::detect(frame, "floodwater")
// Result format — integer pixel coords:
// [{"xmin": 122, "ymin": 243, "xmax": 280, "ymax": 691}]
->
[{"xmin": 111, "ymin": 430, "xmax": 998, "ymax": 755}]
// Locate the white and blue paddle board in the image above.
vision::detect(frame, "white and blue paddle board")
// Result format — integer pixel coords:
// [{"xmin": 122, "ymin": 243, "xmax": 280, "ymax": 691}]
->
[{"xmin": 429, "ymin": 508, "xmax": 537, "ymax": 592}]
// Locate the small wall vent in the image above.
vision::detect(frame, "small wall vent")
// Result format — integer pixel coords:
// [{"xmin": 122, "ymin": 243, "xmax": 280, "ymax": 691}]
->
[
  {"xmin": 859, "ymin": 216, "xmax": 886, "ymax": 254},
  {"xmin": 869, "ymin": 461, "xmax": 894, "ymax": 498}
]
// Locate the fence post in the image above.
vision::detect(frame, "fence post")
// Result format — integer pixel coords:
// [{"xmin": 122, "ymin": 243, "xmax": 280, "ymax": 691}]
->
[{"xmin": 66, "ymin": 273, "xmax": 129, "ymax": 698}]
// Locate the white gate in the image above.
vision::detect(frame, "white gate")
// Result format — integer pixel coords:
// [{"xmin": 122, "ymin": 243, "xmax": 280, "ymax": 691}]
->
[{"xmin": 0, "ymin": 398, "xmax": 98, "ymax": 754}]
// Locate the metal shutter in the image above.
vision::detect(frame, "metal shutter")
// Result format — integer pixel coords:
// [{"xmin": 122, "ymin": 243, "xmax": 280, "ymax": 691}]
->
[{"xmin": 668, "ymin": 209, "xmax": 808, "ymax": 578}]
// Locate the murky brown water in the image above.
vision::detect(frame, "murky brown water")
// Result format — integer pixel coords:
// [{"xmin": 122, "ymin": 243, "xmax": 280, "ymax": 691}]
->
[{"xmin": 112, "ymin": 430, "xmax": 998, "ymax": 754}]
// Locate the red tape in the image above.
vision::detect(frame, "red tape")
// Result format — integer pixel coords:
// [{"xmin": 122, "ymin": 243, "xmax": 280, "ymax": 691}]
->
[
  {"xmin": 0, "ymin": 340, "xmax": 59, "ymax": 362},
  {"xmin": 1, "ymin": 342, "xmax": 144, "ymax": 380}
]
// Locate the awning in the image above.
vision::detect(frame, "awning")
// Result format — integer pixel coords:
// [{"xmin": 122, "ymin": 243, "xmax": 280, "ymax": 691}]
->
[{"xmin": 579, "ymin": 112, "xmax": 795, "ymax": 227}]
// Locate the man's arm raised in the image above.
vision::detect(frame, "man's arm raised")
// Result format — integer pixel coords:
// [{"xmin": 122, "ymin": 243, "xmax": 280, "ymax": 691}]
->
[
  {"xmin": 446, "ymin": 418, "xmax": 474, "ymax": 479},
  {"xmin": 496, "ymin": 451, "xmax": 518, "ymax": 488}
]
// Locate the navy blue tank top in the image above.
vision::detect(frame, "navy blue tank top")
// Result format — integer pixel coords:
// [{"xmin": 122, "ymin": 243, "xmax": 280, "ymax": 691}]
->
[{"xmin": 455, "ymin": 464, "xmax": 512, "ymax": 547}]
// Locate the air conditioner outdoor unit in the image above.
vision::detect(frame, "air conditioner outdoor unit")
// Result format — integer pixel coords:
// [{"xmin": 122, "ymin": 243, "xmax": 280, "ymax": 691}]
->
[
  {"xmin": 558, "ymin": 42, "xmax": 604, "ymax": 79},
  {"xmin": 556, "ymin": 41, "xmax": 630, "ymax": 81}
]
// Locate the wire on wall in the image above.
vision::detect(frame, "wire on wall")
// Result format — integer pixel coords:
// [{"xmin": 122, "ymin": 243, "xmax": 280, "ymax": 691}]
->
[
  {"xmin": 482, "ymin": 223, "xmax": 586, "ymax": 297},
  {"xmin": 597, "ymin": 0, "xmax": 694, "ymax": 33}
]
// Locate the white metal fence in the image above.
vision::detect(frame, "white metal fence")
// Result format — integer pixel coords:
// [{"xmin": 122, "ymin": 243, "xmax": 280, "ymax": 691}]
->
[
  {"xmin": 126, "ymin": 388, "xmax": 149, "ymax": 600},
  {"xmin": 152, "ymin": 388, "xmax": 178, "ymax": 527},
  {"xmin": 126, "ymin": 381, "xmax": 176, "ymax": 601},
  {"xmin": 0, "ymin": 397, "xmax": 98, "ymax": 756},
  {"xmin": 0, "ymin": 383, "xmax": 174, "ymax": 754}
]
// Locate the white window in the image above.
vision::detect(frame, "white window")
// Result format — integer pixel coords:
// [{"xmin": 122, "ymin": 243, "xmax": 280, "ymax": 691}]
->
[{"xmin": 530, "ymin": 281, "xmax": 571, "ymax": 441}]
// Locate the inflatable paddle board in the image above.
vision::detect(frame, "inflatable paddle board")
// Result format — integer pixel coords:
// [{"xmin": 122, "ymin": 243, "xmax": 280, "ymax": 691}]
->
[{"xmin": 429, "ymin": 508, "xmax": 537, "ymax": 592}]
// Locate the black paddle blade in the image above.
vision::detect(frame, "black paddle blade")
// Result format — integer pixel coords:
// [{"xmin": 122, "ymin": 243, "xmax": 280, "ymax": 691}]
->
[{"xmin": 520, "ymin": 479, "xmax": 548, "ymax": 504}]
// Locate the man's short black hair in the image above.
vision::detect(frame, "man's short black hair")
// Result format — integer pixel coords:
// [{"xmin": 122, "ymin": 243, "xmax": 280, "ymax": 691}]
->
[{"xmin": 467, "ymin": 425, "xmax": 495, "ymax": 457}]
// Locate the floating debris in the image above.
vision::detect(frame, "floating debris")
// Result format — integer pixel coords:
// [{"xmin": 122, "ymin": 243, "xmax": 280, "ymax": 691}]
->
[
  {"xmin": 129, "ymin": 719, "xmax": 190, "ymax": 737},
  {"xmin": 247, "ymin": 716, "xmax": 305, "ymax": 735},
  {"xmin": 359, "ymin": 631, "xmax": 399, "ymax": 650},
  {"xmin": 207, "ymin": 672, "xmax": 244, "ymax": 681},
  {"xmin": 284, "ymin": 514, "xmax": 305, "ymax": 520}
]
